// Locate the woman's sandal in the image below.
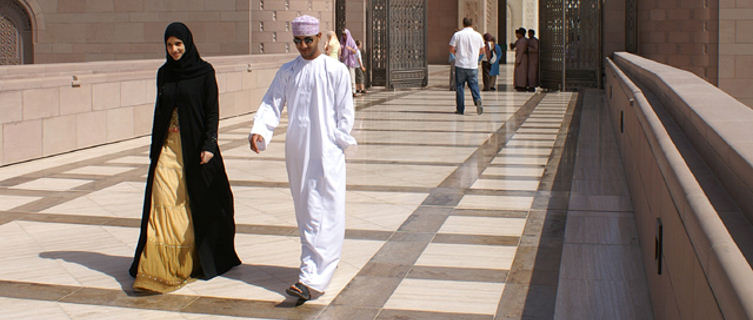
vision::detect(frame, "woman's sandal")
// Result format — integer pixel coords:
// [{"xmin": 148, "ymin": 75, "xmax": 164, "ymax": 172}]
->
[{"xmin": 285, "ymin": 282, "xmax": 311, "ymax": 301}]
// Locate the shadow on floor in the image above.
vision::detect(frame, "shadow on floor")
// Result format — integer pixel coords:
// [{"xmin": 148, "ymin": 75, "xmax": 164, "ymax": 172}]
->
[
  {"xmin": 39, "ymin": 251, "xmax": 135, "ymax": 293},
  {"xmin": 39, "ymin": 251, "xmax": 300, "ymax": 301},
  {"xmin": 221, "ymin": 263, "xmax": 299, "ymax": 296},
  {"xmin": 519, "ymin": 90, "xmax": 584, "ymax": 319}
]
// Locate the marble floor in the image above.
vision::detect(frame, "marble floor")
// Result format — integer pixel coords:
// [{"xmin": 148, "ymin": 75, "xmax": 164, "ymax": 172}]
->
[{"xmin": 0, "ymin": 65, "xmax": 651, "ymax": 319}]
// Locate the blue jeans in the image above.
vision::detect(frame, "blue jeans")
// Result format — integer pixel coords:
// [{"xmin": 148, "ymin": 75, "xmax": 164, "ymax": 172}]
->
[{"xmin": 455, "ymin": 67, "xmax": 481, "ymax": 113}]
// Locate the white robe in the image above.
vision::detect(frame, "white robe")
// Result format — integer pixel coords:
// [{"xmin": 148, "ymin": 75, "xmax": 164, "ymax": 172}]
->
[{"xmin": 250, "ymin": 54, "xmax": 356, "ymax": 292}]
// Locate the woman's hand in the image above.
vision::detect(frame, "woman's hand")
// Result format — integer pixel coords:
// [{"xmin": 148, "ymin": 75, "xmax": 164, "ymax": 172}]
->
[{"xmin": 200, "ymin": 151, "xmax": 214, "ymax": 164}]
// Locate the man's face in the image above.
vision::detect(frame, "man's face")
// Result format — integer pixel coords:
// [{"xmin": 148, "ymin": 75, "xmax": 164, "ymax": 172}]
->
[
  {"xmin": 515, "ymin": 32, "xmax": 523, "ymax": 39},
  {"xmin": 528, "ymin": 32, "xmax": 534, "ymax": 38},
  {"xmin": 294, "ymin": 33, "xmax": 321, "ymax": 59}
]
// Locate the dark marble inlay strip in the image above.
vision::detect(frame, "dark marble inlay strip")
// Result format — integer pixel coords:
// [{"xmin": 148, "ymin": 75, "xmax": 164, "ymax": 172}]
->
[
  {"xmin": 407, "ymin": 266, "xmax": 508, "ymax": 283},
  {"xmin": 516, "ymin": 126, "xmax": 563, "ymax": 130},
  {"xmin": 359, "ymin": 109, "xmax": 513, "ymax": 115},
  {"xmin": 323, "ymin": 93, "xmax": 547, "ymax": 315},
  {"xmin": 227, "ymin": 180, "xmax": 290, "ymax": 188},
  {"xmin": 503, "ymin": 137, "xmax": 558, "ymax": 142},
  {"xmin": 0, "ymin": 279, "xmax": 327, "ymax": 319},
  {"xmin": 346, "ymin": 159, "xmax": 462, "ymax": 166},
  {"xmin": 377, "ymin": 309, "xmax": 493, "ymax": 320},
  {"xmin": 344, "ymin": 185, "xmax": 433, "ymax": 194},
  {"xmin": 219, "ymin": 140, "xmax": 481, "ymax": 149},
  {"xmin": 452, "ymin": 209, "xmax": 529, "ymax": 218},
  {"xmin": 7, "ymin": 212, "xmax": 140, "ymax": 228},
  {"xmin": 354, "ymin": 117, "xmax": 509, "ymax": 124},
  {"xmin": 486, "ymin": 163, "xmax": 546, "ymax": 169},
  {"xmin": 217, "ymin": 181, "xmax": 433, "ymax": 194},
  {"xmin": 463, "ymin": 189, "xmax": 538, "ymax": 197},
  {"xmin": 353, "ymin": 142, "xmax": 480, "ymax": 148},
  {"xmin": 490, "ymin": 154, "xmax": 550, "ymax": 159},
  {"xmin": 494, "ymin": 92, "xmax": 582, "ymax": 320},
  {"xmin": 0, "ymin": 188, "xmax": 86, "ymax": 198},
  {"xmin": 433, "ymin": 233, "xmax": 520, "ymax": 246},
  {"xmin": 356, "ymin": 128, "xmax": 494, "ymax": 134},
  {"xmin": 1, "ymin": 211, "xmax": 393, "ymax": 241},
  {"xmin": 181, "ymin": 295, "xmax": 324, "ymax": 319},
  {"xmin": 0, "ymin": 212, "xmax": 22, "ymax": 226},
  {"xmin": 222, "ymin": 156, "xmax": 465, "ymax": 167},
  {"xmin": 480, "ymin": 175, "xmax": 543, "ymax": 181},
  {"xmin": 498, "ymin": 145, "xmax": 554, "ymax": 150}
]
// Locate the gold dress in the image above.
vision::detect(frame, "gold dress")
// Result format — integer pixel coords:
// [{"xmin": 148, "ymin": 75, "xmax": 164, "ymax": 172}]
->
[{"xmin": 133, "ymin": 109, "xmax": 197, "ymax": 293}]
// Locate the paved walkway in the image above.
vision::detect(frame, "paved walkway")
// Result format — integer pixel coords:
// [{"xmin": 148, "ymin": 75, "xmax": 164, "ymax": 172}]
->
[{"xmin": 0, "ymin": 65, "xmax": 648, "ymax": 319}]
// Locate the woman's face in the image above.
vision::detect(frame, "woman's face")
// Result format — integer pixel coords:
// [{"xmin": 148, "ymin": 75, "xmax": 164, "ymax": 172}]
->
[{"xmin": 166, "ymin": 36, "xmax": 185, "ymax": 61}]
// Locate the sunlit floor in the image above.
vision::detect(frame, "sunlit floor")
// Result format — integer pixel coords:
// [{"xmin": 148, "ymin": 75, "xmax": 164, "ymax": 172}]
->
[{"xmin": 0, "ymin": 64, "xmax": 651, "ymax": 319}]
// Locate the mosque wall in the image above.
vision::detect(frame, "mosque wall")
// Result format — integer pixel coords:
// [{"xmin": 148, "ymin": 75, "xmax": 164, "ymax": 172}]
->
[
  {"xmin": 30, "ymin": 0, "xmax": 250, "ymax": 63},
  {"xmin": 718, "ymin": 0, "xmax": 753, "ymax": 108},
  {"xmin": 19, "ymin": 0, "xmax": 337, "ymax": 62},
  {"xmin": 0, "ymin": 53, "xmax": 297, "ymax": 166},
  {"xmin": 636, "ymin": 0, "xmax": 719, "ymax": 85},
  {"xmin": 427, "ymin": 0, "xmax": 458, "ymax": 64},
  {"xmin": 249, "ymin": 0, "xmax": 334, "ymax": 54}
]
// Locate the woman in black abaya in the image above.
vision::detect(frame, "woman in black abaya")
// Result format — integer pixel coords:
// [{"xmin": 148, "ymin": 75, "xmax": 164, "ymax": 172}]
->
[{"xmin": 129, "ymin": 22, "xmax": 240, "ymax": 293}]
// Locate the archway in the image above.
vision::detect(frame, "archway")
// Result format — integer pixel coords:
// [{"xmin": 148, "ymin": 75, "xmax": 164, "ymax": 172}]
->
[{"xmin": 0, "ymin": 0, "xmax": 33, "ymax": 64}]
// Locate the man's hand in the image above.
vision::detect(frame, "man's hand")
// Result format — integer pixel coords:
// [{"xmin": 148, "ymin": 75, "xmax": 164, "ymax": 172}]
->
[
  {"xmin": 361, "ymin": 66, "xmax": 366, "ymax": 72},
  {"xmin": 200, "ymin": 151, "xmax": 214, "ymax": 164},
  {"xmin": 249, "ymin": 133, "xmax": 265, "ymax": 154}
]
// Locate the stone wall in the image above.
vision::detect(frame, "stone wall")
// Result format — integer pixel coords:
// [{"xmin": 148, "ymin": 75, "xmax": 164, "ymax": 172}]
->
[
  {"xmin": 636, "ymin": 0, "xmax": 719, "ymax": 84},
  {"xmin": 29, "ymin": 0, "xmax": 251, "ymax": 63},
  {"xmin": 249, "ymin": 0, "xmax": 334, "ymax": 54},
  {"xmin": 606, "ymin": 52, "xmax": 753, "ymax": 320},
  {"xmin": 603, "ymin": 0, "xmax": 626, "ymax": 58},
  {"xmin": 428, "ymin": 0, "xmax": 459, "ymax": 64},
  {"xmin": 719, "ymin": 0, "xmax": 753, "ymax": 108},
  {"xmin": 0, "ymin": 53, "xmax": 297, "ymax": 166},
  {"xmin": 345, "ymin": 0, "xmax": 366, "ymax": 47}
]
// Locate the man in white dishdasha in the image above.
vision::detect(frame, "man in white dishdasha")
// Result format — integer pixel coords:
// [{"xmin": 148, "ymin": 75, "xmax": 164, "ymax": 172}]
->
[{"xmin": 248, "ymin": 15, "xmax": 356, "ymax": 303}]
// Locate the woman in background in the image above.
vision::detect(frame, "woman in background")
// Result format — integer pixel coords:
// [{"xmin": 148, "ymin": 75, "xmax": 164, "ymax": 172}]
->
[
  {"xmin": 487, "ymin": 35, "xmax": 502, "ymax": 91},
  {"xmin": 324, "ymin": 31, "xmax": 340, "ymax": 60},
  {"xmin": 339, "ymin": 28, "xmax": 360, "ymax": 96}
]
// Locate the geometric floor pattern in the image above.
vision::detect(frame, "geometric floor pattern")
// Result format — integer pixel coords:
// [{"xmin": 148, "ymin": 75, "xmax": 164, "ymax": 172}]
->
[{"xmin": 0, "ymin": 65, "xmax": 600, "ymax": 319}]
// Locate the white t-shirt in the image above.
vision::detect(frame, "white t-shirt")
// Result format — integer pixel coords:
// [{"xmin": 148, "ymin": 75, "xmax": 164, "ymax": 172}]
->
[
  {"xmin": 449, "ymin": 27, "xmax": 484, "ymax": 69},
  {"xmin": 355, "ymin": 49, "xmax": 363, "ymax": 68}
]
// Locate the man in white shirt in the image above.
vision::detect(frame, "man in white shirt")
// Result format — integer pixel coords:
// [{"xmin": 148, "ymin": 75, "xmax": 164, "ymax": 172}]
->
[
  {"xmin": 449, "ymin": 17, "xmax": 485, "ymax": 115},
  {"xmin": 248, "ymin": 15, "xmax": 357, "ymax": 303}
]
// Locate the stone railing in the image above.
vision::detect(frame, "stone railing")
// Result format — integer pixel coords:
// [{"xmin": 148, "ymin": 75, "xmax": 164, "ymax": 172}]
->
[
  {"xmin": 605, "ymin": 52, "xmax": 753, "ymax": 319},
  {"xmin": 0, "ymin": 53, "xmax": 297, "ymax": 166}
]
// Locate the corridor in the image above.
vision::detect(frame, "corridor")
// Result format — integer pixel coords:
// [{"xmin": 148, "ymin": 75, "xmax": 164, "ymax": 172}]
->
[{"xmin": 0, "ymin": 65, "xmax": 650, "ymax": 319}]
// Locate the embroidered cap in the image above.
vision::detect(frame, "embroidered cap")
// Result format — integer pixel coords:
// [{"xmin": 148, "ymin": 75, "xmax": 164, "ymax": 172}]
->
[{"xmin": 291, "ymin": 15, "xmax": 319, "ymax": 36}]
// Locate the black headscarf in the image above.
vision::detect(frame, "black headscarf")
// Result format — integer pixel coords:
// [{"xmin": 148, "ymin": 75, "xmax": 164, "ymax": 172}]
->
[{"xmin": 161, "ymin": 22, "xmax": 212, "ymax": 82}]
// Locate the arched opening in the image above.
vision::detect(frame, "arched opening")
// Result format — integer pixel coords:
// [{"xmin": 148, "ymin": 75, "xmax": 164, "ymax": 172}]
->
[{"xmin": 0, "ymin": 0, "xmax": 33, "ymax": 64}]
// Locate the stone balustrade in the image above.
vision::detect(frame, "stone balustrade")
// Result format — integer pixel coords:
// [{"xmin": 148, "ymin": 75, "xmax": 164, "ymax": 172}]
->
[
  {"xmin": 0, "ymin": 53, "xmax": 297, "ymax": 166},
  {"xmin": 606, "ymin": 52, "xmax": 753, "ymax": 319}
]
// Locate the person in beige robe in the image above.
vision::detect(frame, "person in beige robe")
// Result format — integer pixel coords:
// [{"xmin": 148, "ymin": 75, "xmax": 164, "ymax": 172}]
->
[
  {"xmin": 527, "ymin": 29, "xmax": 539, "ymax": 92},
  {"xmin": 510, "ymin": 28, "xmax": 528, "ymax": 91}
]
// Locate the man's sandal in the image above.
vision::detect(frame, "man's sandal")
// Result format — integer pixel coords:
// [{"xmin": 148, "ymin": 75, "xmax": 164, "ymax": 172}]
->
[{"xmin": 285, "ymin": 282, "xmax": 311, "ymax": 301}]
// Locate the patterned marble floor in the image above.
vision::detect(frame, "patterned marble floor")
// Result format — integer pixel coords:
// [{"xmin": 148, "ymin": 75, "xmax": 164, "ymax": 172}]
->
[{"xmin": 0, "ymin": 65, "xmax": 598, "ymax": 319}]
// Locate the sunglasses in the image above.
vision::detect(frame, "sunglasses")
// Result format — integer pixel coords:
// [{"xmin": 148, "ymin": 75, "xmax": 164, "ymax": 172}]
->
[{"xmin": 293, "ymin": 37, "xmax": 315, "ymax": 45}]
